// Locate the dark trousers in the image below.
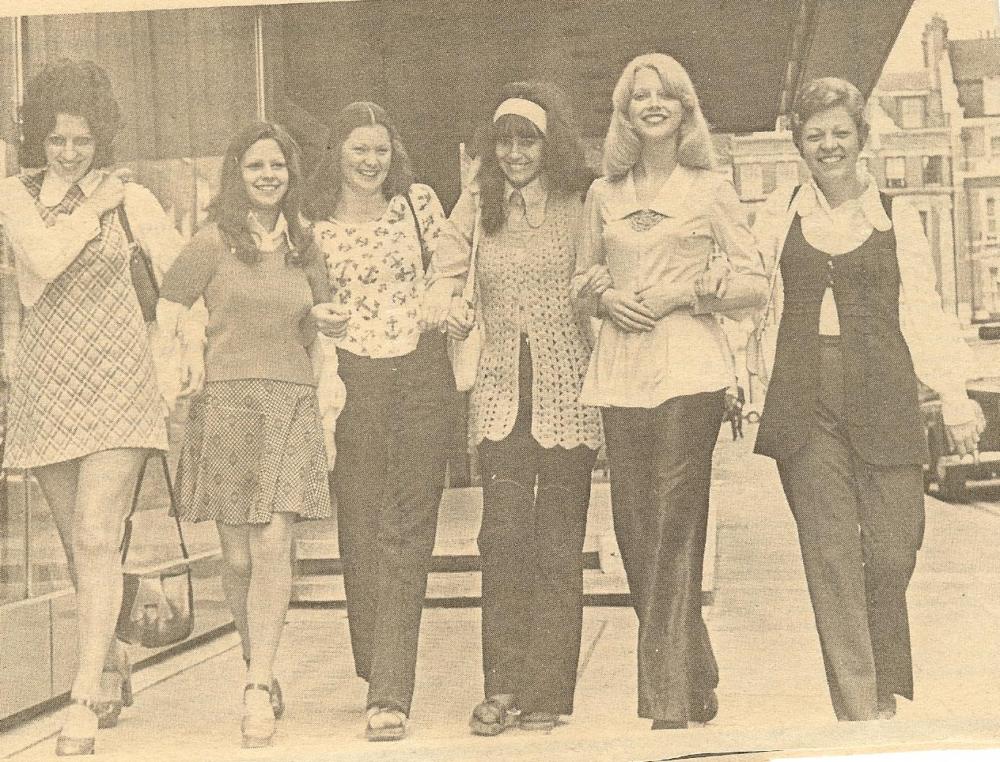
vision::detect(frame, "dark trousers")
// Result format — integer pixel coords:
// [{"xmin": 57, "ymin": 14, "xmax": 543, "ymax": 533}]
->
[
  {"xmin": 602, "ymin": 389, "xmax": 725, "ymax": 722},
  {"xmin": 333, "ymin": 334, "xmax": 454, "ymax": 716},
  {"xmin": 776, "ymin": 338, "xmax": 924, "ymax": 721},
  {"xmin": 476, "ymin": 337, "xmax": 597, "ymax": 715}
]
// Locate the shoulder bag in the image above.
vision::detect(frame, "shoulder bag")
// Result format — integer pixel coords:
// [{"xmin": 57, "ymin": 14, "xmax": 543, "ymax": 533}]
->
[{"xmin": 118, "ymin": 204, "xmax": 159, "ymax": 323}]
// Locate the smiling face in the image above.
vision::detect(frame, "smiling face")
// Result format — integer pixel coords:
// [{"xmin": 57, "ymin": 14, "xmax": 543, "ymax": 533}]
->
[
  {"xmin": 44, "ymin": 113, "xmax": 97, "ymax": 185},
  {"xmin": 340, "ymin": 125, "xmax": 392, "ymax": 196},
  {"xmin": 627, "ymin": 67, "xmax": 684, "ymax": 143},
  {"xmin": 799, "ymin": 106, "xmax": 862, "ymax": 194},
  {"xmin": 241, "ymin": 138, "xmax": 289, "ymax": 211},
  {"xmin": 495, "ymin": 120, "xmax": 545, "ymax": 189}
]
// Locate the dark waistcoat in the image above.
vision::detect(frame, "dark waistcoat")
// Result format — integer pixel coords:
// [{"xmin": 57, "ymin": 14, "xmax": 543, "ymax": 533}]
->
[{"xmin": 754, "ymin": 196, "xmax": 927, "ymax": 466}]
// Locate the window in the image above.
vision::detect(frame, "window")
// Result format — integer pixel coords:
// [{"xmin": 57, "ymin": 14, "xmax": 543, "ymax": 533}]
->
[
  {"xmin": 963, "ymin": 127, "xmax": 986, "ymax": 157},
  {"xmin": 898, "ymin": 96, "xmax": 926, "ymax": 129},
  {"xmin": 922, "ymin": 155, "xmax": 943, "ymax": 185},
  {"xmin": 992, "ymin": 135, "xmax": 1000, "ymax": 156},
  {"xmin": 988, "ymin": 197, "xmax": 997, "ymax": 235},
  {"xmin": 737, "ymin": 163, "xmax": 763, "ymax": 200},
  {"xmin": 984, "ymin": 76, "xmax": 1000, "ymax": 115},
  {"xmin": 885, "ymin": 156, "xmax": 907, "ymax": 188},
  {"xmin": 777, "ymin": 161, "xmax": 799, "ymax": 187},
  {"xmin": 761, "ymin": 164, "xmax": 777, "ymax": 195}
]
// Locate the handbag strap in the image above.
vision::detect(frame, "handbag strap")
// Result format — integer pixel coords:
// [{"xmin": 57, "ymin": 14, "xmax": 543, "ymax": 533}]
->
[
  {"xmin": 116, "ymin": 204, "xmax": 136, "ymax": 245},
  {"xmin": 120, "ymin": 451, "xmax": 190, "ymax": 565},
  {"xmin": 754, "ymin": 184, "xmax": 801, "ymax": 337},
  {"xmin": 403, "ymin": 191, "xmax": 432, "ymax": 273},
  {"xmin": 461, "ymin": 205, "xmax": 482, "ymax": 302}
]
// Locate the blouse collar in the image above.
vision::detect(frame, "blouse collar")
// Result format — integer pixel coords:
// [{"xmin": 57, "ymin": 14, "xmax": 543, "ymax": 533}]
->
[
  {"xmin": 797, "ymin": 170, "xmax": 891, "ymax": 232},
  {"xmin": 39, "ymin": 168, "xmax": 103, "ymax": 207},
  {"xmin": 603, "ymin": 165, "xmax": 695, "ymax": 221},
  {"xmin": 505, "ymin": 175, "xmax": 548, "ymax": 228},
  {"xmin": 247, "ymin": 211, "xmax": 290, "ymax": 252}
]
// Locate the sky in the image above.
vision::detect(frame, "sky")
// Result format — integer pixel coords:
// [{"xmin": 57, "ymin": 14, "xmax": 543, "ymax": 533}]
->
[{"xmin": 884, "ymin": 0, "xmax": 1000, "ymax": 71}]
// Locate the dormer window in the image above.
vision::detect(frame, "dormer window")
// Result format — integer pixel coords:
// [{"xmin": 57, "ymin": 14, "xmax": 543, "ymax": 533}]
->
[{"xmin": 898, "ymin": 96, "xmax": 926, "ymax": 128}]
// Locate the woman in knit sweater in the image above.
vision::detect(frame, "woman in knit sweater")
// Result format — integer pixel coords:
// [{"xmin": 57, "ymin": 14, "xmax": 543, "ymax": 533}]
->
[
  {"xmin": 447, "ymin": 81, "xmax": 602, "ymax": 735},
  {"xmin": 159, "ymin": 122, "xmax": 332, "ymax": 749}
]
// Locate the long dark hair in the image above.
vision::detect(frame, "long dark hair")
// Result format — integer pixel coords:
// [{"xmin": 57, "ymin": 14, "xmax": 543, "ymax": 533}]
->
[
  {"xmin": 301, "ymin": 101, "xmax": 415, "ymax": 222},
  {"xmin": 19, "ymin": 59, "xmax": 121, "ymax": 169},
  {"xmin": 207, "ymin": 121, "xmax": 312, "ymax": 266},
  {"xmin": 472, "ymin": 81, "xmax": 592, "ymax": 236}
]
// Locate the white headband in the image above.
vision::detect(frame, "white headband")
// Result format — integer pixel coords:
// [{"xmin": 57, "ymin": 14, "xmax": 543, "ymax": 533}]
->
[{"xmin": 493, "ymin": 98, "xmax": 547, "ymax": 134}]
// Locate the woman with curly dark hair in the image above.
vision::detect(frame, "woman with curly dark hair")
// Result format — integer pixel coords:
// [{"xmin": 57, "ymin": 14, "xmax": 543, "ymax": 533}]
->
[
  {"xmin": 446, "ymin": 81, "xmax": 601, "ymax": 735},
  {"xmin": 305, "ymin": 101, "xmax": 466, "ymax": 741},
  {"xmin": 159, "ymin": 121, "xmax": 332, "ymax": 748},
  {"xmin": 0, "ymin": 60, "xmax": 184, "ymax": 755}
]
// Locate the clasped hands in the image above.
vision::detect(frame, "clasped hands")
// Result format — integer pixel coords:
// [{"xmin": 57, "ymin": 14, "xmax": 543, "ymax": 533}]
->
[{"xmin": 577, "ymin": 260, "xmax": 731, "ymax": 333}]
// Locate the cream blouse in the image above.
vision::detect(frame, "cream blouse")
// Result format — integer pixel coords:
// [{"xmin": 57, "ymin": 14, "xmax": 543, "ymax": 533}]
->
[{"xmin": 574, "ymin": 166, "xmax": 767, "ymax": 408}]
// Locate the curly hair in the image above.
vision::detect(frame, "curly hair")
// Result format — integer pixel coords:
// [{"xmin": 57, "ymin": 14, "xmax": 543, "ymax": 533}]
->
[
  {"xmin": 790, "ymin": 77, "xmax": 869, "ymax": 151},
  {"xmin": 301, "ymin": 101, "xmax": 414, "ymax": 222},
  {"xmin": 470, "ymin": 81, "xmax": 592, "ymax": 236},
  {"xmin": 207, "ymin": 121, "xmax": 313, "ymax": 266},
  {"xmin": 601, "ymin": 53, "xmax": 714, "ymax": 179},
  {"xmin": 19, "ymin": 59, "xmax": 121, "ymax": 170}
]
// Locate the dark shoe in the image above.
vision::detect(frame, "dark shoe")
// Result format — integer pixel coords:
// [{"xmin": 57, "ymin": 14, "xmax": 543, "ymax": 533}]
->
[
  {"xmin": 651, "ymin": 719, "xmax": 688, "ymax": 730},
  {"xmin": 519, "ymin": 711, "xmax": 558, "ymax": 732},
  {"xmin": 94, "ymin": 650, "xmax": 133, "ymax": 729},
  {"xmin": 55, "ymin": 699, "xmax": 99, "ymax": 756},
  {"xmin": 241, "ymin": 683, "xmax": 276, "ymax": 748},
  {"xmin": 366, "ymin": 706, "xmax": 407, "ymax": 741},
  {"xmin": 690, "ymin": 690, "xmax": 719, "ymax": 723},
  {"xmin": 877, "ymin": 693, "xmax": 897, "ymax": 720},
  {"xmin": 469, "ymin": 696, "xmax": 520, "ymax": 736}
]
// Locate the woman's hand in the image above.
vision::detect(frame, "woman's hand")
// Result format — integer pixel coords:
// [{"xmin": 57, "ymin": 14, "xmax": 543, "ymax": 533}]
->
[
  {"xmin": 945, "ymin": 401, "xmax": 987, "ymax": 458},
  {"xmin": 600, "ymin": 288, "xmax": 655, "ymax": 333},
  {"xmin": 635, "ymin": 283, "xmax": 691, "ymax": 320},
  {"xmin": 446, "ymin": 296, "xmax": 475, "ymax": 341},
  {"xmin": 421, "ymin": 279, "xmax": 457, "ymax": 334},
  {"xmin": 311, "ymin": 302, "xmax": 351, "ymax": 340},
  {"xmin": 84, "ymin": 168, "xmax": 133, "ymax": 217},
  {"xmin": 695, "ymin": 258, "xmax": 731, "ymax": 299},
  {"xmin": 177, "ymin": 348, "xmax": 205, "ymax": 399},
  {"xmin": 576, "ymin": 264, "xmax": 613, "ymax": 301}
]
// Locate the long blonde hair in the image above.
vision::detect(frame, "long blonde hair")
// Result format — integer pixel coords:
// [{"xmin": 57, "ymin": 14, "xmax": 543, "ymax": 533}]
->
[{"xmin": 601, "ymin": 53, "xmax": 714, "ymax": 179}]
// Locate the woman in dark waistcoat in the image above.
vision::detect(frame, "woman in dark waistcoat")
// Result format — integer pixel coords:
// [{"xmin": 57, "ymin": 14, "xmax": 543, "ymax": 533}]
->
[{"xmin": 753, "ymin": 77, "xmax": 983, "ymax": 722}]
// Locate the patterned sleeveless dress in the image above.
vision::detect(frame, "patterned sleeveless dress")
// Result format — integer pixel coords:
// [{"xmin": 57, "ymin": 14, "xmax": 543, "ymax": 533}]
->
[{"xmin": 3, "ymin": 171, "xmax": 167, "ymax": 469}]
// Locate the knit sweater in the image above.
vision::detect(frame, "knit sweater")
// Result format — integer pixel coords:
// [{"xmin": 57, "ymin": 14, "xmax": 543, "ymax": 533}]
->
[{"xmin": 159, "ymin": 223, "xmax": 329, "ymax": 386}]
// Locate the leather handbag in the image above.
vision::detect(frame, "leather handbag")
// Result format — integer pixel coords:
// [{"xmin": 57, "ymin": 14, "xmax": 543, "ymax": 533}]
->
[
  {"xmin": 448, "ymin": 206, "xmax": 482, "ymax": 392},
  {"xmin": 115, "ymin": 453, "xmax": 195, "ymax": 649},
  {"xmin": 118, "ymin": 205, "xmax": 159, "ymax": 323}
]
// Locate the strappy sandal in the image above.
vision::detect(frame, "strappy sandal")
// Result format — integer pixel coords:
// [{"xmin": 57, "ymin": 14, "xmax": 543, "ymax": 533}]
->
[
  {"xmin": 241, "ymin": 683, "xmax": 276, "ymax": 748},
  {"xmin": 94, "ymin": 648, "xmax": 133, "ymax": 729},
  {"xmin": 245, "ymin": 657, "xmax": 284, "ymax": 719},
  {"xmin": 469, "ymin": 696, "xmax": 520, "ymax": 736},
  {"xmin": 55, "ymin": 698, "xmax": 99, "ymax": 757},
  {"xmin": 365, "ymin": 706, "xmax": 407, "ymax": 741}
]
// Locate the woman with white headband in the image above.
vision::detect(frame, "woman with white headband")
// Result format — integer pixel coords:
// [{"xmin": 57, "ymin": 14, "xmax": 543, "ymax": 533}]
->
[
  {"xmin": 447, "ymin": 82, "xmax": 600, "ymax": 735},
  {"xmin": 572, "ymin": 54, "xmax": 767, "ymax": 729},
  {"xmin": 305, "ymin": 101, "xmax": 467, "ymax": 742}
]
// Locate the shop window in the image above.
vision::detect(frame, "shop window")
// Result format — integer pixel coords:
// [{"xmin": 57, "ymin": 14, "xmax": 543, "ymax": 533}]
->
[
  {"xmin": 922, "ymin": 155, "xmax": 943, "ymax": 185},
  {"xmin": 898, "ymin": 96, "xmax": 926, "ymax": 129},
  {"xmin": 885, "ymin": 156, "xmax": 907, "ymax": 188}
]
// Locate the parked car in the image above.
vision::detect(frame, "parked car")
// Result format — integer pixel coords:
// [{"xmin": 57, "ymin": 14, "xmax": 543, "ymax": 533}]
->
[{"xmin": 921, "ymin": 382, "xmax": 994, "ymax": 502}]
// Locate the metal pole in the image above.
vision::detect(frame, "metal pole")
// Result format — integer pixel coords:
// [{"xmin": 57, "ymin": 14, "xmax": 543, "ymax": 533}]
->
[{"xmin": 254, "ymin": 8, "xmax": 267, "ymax": 122}]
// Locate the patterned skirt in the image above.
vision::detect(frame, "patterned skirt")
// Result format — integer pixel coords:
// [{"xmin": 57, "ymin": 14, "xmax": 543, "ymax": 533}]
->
[{"xmin": 175, "ymin": 379, "xmax": 332, "ymax": 525}]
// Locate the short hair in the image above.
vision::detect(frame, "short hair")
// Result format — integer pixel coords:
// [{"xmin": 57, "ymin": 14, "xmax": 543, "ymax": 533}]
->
[
  {"xmin": 301, "ymin": 101, "xmax": 414, "ymax": 222},
  {"xmin": 19, "ymin": 59, "xmax": 121, "ymax": 169},
  {"xmin": 601, "ymin": 53, "xmax": 714, "ymax": 178},
  {"xmin": 790, "ymin": 77, "xmax": 869, "ymax": 150},
  {"xmin": 207, "ymin": 121, "xmax": 313, "ymax": 266},
  {"xmin": 471, "ymin": 81, "xmax": 593, "ymax": 236}
]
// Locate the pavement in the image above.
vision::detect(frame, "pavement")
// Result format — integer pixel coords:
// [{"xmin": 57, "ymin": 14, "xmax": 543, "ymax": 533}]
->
[{"xmin": 4, "ymin": 427, "xmax": 1000, "ymax": 762}]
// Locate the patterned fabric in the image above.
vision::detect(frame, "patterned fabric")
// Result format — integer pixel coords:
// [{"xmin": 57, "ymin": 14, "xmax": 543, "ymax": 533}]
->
[
  {"xmin": 175, "ymin": 379, "xmax": 332, "ymax": 525},
  {"xmin": 4, "ymin": 171, "xmax": 167, "ymax": 469},
  {"xmin": 626, "ymin": 209, "xmax": 668, "ymax": 233},
  {"xmin": 471, "ymin": 192, "xmax": 602, "ymax": 450}
]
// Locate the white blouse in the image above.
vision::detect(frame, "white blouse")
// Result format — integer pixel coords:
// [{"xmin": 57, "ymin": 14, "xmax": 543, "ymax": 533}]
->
[{"xmin": 753, "ymin": 174, "xmax": 979, "ymax": 426}]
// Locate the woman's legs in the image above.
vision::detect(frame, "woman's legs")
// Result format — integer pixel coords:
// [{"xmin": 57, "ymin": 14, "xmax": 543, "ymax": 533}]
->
[
  {"xmin": 245, "ymin": 514, "xmax": 296, "ymax": 687},
  {"xmin": 35, "ymin": 449, "xmax": 146, "ymax": 743},
  {"xmin": 216, "ymin": 523, "xmax": 252, "ymax": 664}
]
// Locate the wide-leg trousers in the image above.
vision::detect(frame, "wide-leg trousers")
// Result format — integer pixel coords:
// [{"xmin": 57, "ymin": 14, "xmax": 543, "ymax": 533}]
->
[
  {"xmin": 333, "ymin": 333, "xmax": 455, "ymax": 716},
  {"xmin": 775, "ymin": 338, "xmax": 924, "ymax": 721},
  {"xmin": 602, "ymin": 389, "xmax": 725, "ymax": 722},
  {"xmin": 476, "ymin": 337, "xmax": 597, "ymax": 715}
]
